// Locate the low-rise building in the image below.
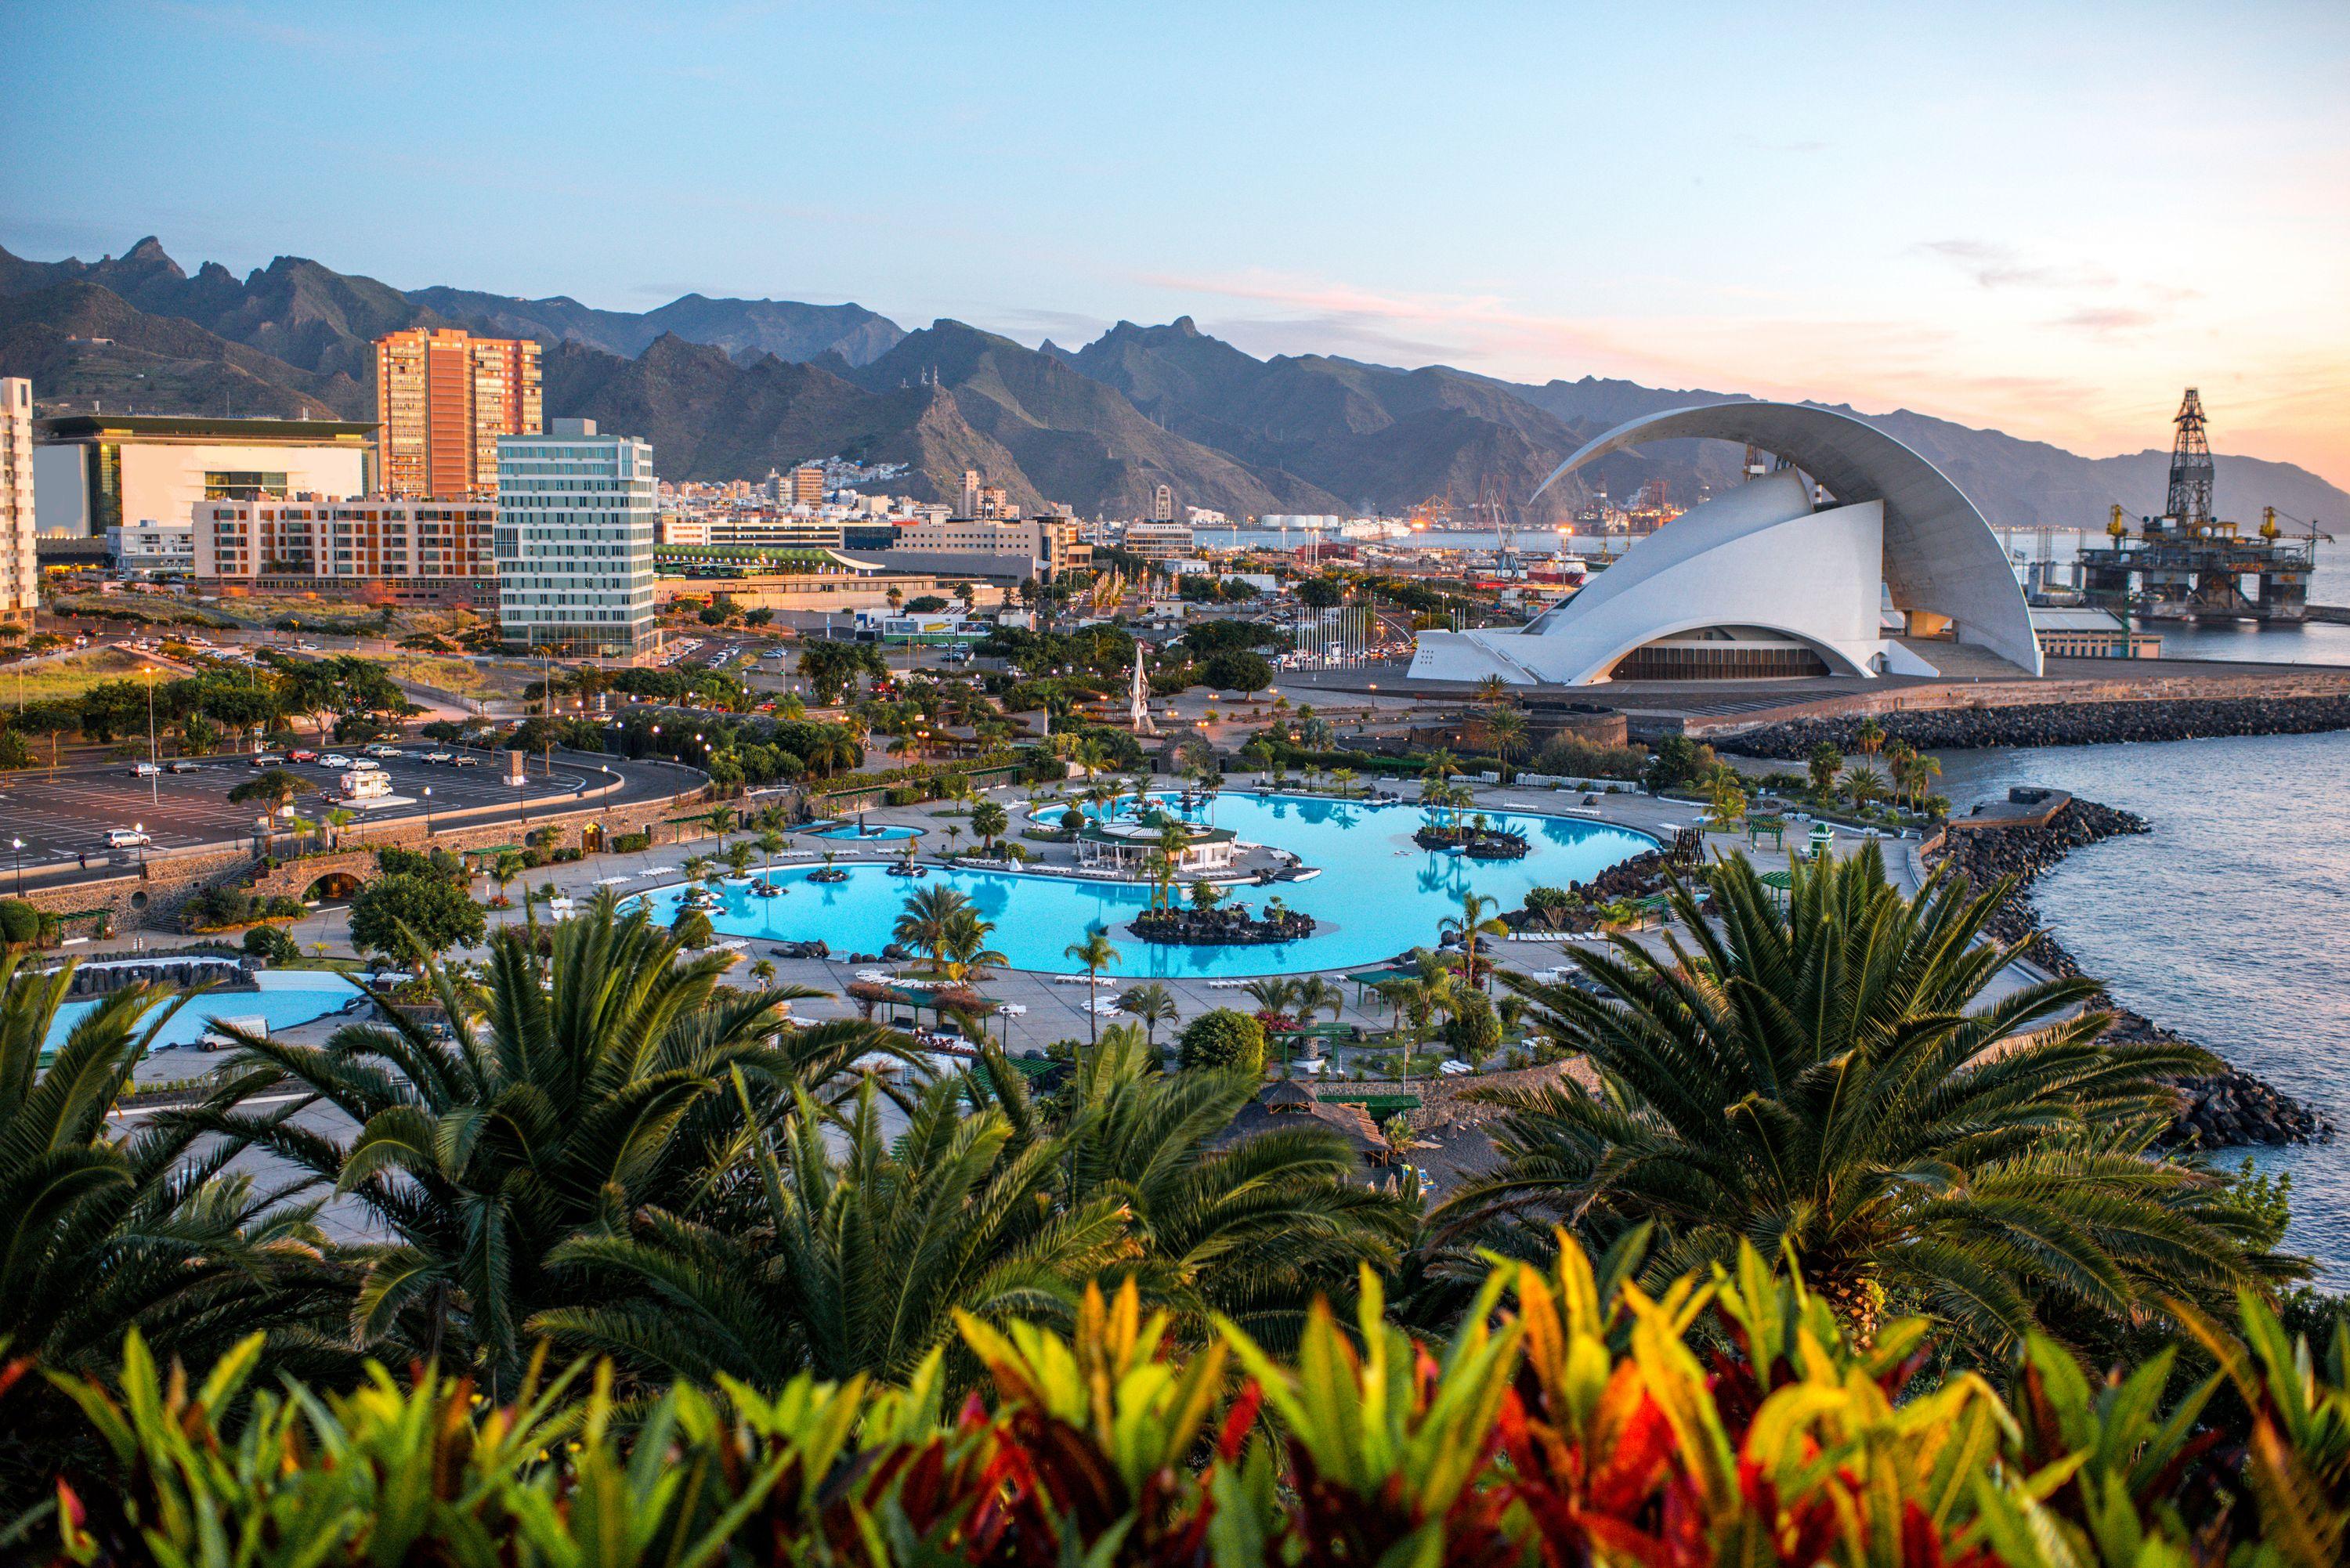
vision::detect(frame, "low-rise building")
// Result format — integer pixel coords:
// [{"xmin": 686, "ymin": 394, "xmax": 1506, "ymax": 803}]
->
[
  {"xmin": 107, "ymin": 518, "xmax": 194, "ymax": 576},
  {"xmin": 885, "ymin": 514, "xmax": 1089, "ymax": 579},
  {"xmin": 194, "ymin": 494, "xmax": 499, "ymax": 606},
  {"xmin": 1121, "ymin": 521, "xmax": 1194, "ymax": 560},
  {"xmin": 33, "ymin": 414, "xmax": 374, "ymax": 539}
]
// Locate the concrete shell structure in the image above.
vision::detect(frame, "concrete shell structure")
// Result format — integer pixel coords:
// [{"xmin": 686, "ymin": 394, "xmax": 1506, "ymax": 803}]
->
[{"xmin": 1408, "ymin": 402, "xmax": 2041, "ymax": 685}]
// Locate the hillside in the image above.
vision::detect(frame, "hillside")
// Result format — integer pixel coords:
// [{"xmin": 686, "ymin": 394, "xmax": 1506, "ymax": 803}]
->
[
  {"xmin": 407, "ymin": 286, "xmax": 904, "ymax": 366},
  {"xmin": 2, "ymin": 235, "xmax": 2343, "ymax": 529}
]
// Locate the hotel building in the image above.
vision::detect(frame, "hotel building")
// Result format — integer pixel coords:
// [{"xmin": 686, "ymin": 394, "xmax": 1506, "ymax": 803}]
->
[
  {"xmin": 194, "ymin": 494, "xmax": 499, "ymax": 606},
  {"xmin": 375, "ymin": 327, "xmax": 542, "ymax": 498},
  {"xmin": 494, "ymin": 418, "xmax": 656, "ymax": 655},
  {"xmin": 0, "ymin": 378, "xmax": 35, "ymax": 620}
]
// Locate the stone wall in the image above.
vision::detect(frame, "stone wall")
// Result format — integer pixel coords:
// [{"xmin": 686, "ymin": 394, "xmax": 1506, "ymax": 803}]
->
[{"xmin": 1689, "ymin": 663, "xmax": 2350, "ymax": 738}]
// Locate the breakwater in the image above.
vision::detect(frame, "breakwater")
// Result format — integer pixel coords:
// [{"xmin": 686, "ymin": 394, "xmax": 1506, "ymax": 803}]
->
[
  {"xmin": 1927, "ymin": 800, "xmax": 2333, "ymax": 1150},
  {"xmin": 1722, "ymin": 693, "xmax": 2350, "ymax": 757}
]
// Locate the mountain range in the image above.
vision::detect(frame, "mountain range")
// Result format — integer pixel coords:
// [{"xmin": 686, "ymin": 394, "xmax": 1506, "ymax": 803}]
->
[{"xmin": 4, "ymin": 237, "xmax": 2344, "ymax": 533}]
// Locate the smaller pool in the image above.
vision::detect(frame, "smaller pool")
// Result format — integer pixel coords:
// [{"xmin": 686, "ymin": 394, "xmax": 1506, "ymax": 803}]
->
[
  {"xmin": 805, "ymin": 822, "xmax": 924, "ymax": 842},
  {"xmin": 47, "ymin": 969, "xmax": 371, "ymax": 1057}
]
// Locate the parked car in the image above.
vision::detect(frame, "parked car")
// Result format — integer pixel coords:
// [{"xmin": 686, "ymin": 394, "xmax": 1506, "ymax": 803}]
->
[
  {"xmin": 106, "ymin": 828, "xmax": 151, "ymax": 849},
  {"xmin": 129, "ymin": 761, "xmax": 160, "ymax": 778},
  {"xmin": 320, "ymin": 753, "xmax": 352, "ymax": 769},
  {"xmin": 248, "ymin": 753, "xmax": 284, "ymax": 768},
  {"xmin": 364, "ymin": 743, "xmax": 403, "ymax": 758},
  {"xmin": 423, "ymin": 750, "xmax": 454, "ymax": 764},
  {"xmin": 449, "ymin": 753, "xmax": 480, "ymax": 767},
  {"xmin": 166, "ymin": 760, "xmax": 201, "ymax": 774},
  {"xmin": 287, "ymin": 749, "xmax": 319, "ymax": 763}
]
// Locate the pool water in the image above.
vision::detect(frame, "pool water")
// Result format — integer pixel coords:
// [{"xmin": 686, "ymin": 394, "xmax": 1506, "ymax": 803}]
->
[
  {"xmin": 654, "ymin": 793, "xmax": 1656, "ymax": 977},
  {"xmin": 805, "ymin": 822, "xmax": 924, "ymax": 841},
  {"xmin": 48, "ymin": 969, "xmax": 369, "ymax": 1056}
]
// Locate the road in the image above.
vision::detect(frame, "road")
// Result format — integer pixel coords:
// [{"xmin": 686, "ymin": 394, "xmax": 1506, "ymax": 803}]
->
[{"xmin": 0, "ymin": 747, "xmax": 700, "ymax": 882}]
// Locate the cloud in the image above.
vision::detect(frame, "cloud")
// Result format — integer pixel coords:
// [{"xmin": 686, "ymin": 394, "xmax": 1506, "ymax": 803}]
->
[
  {"xmin": 1918, "ymin": 240, "xmax": 2113, "ymax": 291},
  {"xmin": 2052, "ymin": 305, "xmax": 2158, "ymax": 334}
]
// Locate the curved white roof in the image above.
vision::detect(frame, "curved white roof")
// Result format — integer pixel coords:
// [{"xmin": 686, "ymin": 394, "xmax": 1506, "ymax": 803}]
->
[{"xmin": 1533, "ymin": 402, "xmax": 2040, "ymax": 675}]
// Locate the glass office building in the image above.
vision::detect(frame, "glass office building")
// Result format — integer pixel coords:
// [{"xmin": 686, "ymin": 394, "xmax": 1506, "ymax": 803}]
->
[{"xmin": 494, "ymin": 419, "xmax": 656, "ymax": 656}]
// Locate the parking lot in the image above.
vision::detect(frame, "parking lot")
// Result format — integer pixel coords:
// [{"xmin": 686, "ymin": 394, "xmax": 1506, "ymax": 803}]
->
[{"xmin": 0, "ymin": 749, "xmax": 620, "ymax": 871}]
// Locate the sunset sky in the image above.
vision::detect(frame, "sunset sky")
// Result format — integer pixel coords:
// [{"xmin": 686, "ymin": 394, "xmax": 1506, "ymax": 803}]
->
[{"xmin": 7, "ymin": 1, "xmax": 2345, "ymax": 484}]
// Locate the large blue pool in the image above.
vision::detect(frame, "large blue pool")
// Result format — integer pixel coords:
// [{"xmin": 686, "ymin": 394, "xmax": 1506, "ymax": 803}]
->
[
  {"xmin": 48, "ymin": 969, "xmax": 368, "ymax": 1053},
  {"xmin": 649, "ymin": 793, "xmax": 1656, "ymax": 977},
  {"xmin": 805, "ymin": 822, "xmax": 924, "ymax": 841}
]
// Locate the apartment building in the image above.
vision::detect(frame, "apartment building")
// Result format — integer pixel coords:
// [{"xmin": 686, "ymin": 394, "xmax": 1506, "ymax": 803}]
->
[
  {"xmin": 494, "ymin": 418, "xmax": 656, "ymax": 656},
  {"xmin": 0, "ymin": 378, "xmax": 34, "ymax": 620},
  {"xmin": 376, "ymin": 327, "xmax": 543, "ymax": 498},
  {"xmin": 194, "ymin": 494, "xmax": 499, "ymax": 606}
]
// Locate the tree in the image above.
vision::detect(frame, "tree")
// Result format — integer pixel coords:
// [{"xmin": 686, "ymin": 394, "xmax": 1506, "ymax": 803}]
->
[
  {"xmin": 1854, "ymin": 716, "xmax": 1886, "ymax": 758},
  {"xmin": 1295, "ymin": 575, "xmax": 1344, "ymax": 609},
  {"xmin": 490, "ymin": 851, "xmax": 526, "ymax": 906},
  {"xmin": 1064, "ymin": 929, "xmax": 1121, "ymax": 1046},
  {"xmin": 1442, "ymin": 847, "xmax": 2275, "ymax": 1354},
  {"xmin": 1838, "ymin": 762, "xmax": 1888, "ymax": 807},
  {"xmin": 1187, "ymin": 877, "xmax": 1225, "ymax": 912},
  {"xmin": 348, "ymin": 872, "xmax": 486, "ymax": 967},
  {"xmin": 1705, "ymin": 764, "xmax": 1748, "ymax": 829},
  {"xmin": 227, "ymin": 767, "xmax": 307, "ymax": 820},
  {"xmin": 889, "ymin": 883, "xmax": 968, "ymax": 974},
  {"xmin": 938, "ymin": 908, "xmax": 1007, "ymax": 985},
  {"xmin": 0, "ymin": 959, "xmax": 336, "ymax": 1389},
  {"xmin": 1177, "ymin": 1008, "xmax": 1266, "ymax": 1075},
  {"xmin": 197, "ymin": 892, "xmax": 852, "ymax": 1394},
  {"xmin": 1115, "ymin": 981, "xmax": 1178, "ymax": 1046},
  {"xmin": 971, "ymin": 800, "xmax": 1010, "ymax": 854},
  {"xmin": 1806, "ymin": 740, "xmax": 1844, "ymax": 797},
  {"xmin": 1438, "ymin": 891, "xmax": 1507, "ymax": 989},
  {"xmin": 1200, "ymin": 649, "xmax": 1274, "ymax": 695},
  {"xmin": 1480, "ymin": 709, "xmax": 1528, "ymax": 782},
  {"xmin": 532, "ymin": 1077, "xmax": 1130, "ymax": 1387},
  {"xmin": 671, "ymin": 908, "xmax": 716, "ymax": 949},
  {"xmin": 1442, "ymin": 990, "xmax": 1501, "ymax": 1066}
]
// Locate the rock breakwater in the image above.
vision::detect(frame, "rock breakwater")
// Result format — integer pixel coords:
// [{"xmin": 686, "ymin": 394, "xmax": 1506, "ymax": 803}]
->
[
  {"xmin": 1723, "ymin": 694, "xmax": 2350, "ymax": 758},
  {"xmin": 1927, "ymin": 799, "xmax": 2334, "ymax": 1150}
]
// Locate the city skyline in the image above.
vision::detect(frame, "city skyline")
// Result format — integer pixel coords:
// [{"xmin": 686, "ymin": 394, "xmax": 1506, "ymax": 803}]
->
[{"xmin": 5, "ymin": 1, "xmax": 2345, "ymax": 486}]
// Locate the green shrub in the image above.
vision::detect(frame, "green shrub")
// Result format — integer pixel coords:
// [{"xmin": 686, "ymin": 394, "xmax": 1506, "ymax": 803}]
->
[
  {"xmin": 1443, "ymin": 992, "xmax": 1502, "ymax": 1065},
  {"xmin": 609, "ymin": 831, "xmax": 652, "ymax": 854},
  {"xmin": 0, "ymin": 898, "xmax": 45, "ymax": 947},
  {"xmin": 1176, "ymin": 1007, "xmax": 1265, "ymax": 1073},
  {"xmin": 671, "ymin": 909, "xmax": 714, "ymax": 948},
  {"xmin": 241, "ymin": 925, "xmax": 300, "ymax": 963}
]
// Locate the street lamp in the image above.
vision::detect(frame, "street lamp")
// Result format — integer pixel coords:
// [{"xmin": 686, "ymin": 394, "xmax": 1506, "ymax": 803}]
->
[
  {"xmin": 133, "ymin": 822, "xmax": 145, "ymax": 873},
  {"xmin": 9, "ymin": 836, "xmax": 20, "ymax": 896},
  {"xmin": 422, "ymin": 785, "xmax": 433, "ymax": 836},
  {"xmin": 141, "ymin": 666, "xmax": 157, "ymax": 803}
]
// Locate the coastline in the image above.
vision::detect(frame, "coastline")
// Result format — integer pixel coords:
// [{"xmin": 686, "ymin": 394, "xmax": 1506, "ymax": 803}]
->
[
  {"xmin": 1925, "ymin": 800, "xmax": 2334, "ymax": 1151},
  {"xmin": 1719, "ymin": 692, "xmax": 2350, "ymax": 757}
]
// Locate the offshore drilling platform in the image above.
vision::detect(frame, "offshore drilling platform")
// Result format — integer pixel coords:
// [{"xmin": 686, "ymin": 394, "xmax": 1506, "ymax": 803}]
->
[{"xmin": 2079, "ymin": 388, "xmax": 2319, "ymax": 622}]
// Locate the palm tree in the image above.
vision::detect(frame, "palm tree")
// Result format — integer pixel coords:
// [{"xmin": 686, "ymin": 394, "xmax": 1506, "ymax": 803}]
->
[
  {"xmin": 1838, "ymin": 762, "xmax": 1889, "ymax": 807},
  {"xmin": 977, "ymin": 1028, "xmax": 1416, "ymax": 1345},
  {"xmin": 1242, "ymin": 977, "xmax": 1301, "ymax": 1029},
  {"xmin": 0, "ymin": 960, "xmax": 336, "ymax": 1381},
  {"xmin": 531, "ymin": 1077, "xmax": 1133, "ymax": 1387},
  {"xmin": 1115, "ymin": 981, "xmax": 1178, "ymax": 1046},
  {"xmin": 894, "ymin": 883, "xmax": 972, "ymax": 974},
  {"xmin": 1064, "ymin": 929, "xmax": 1121, "ymax": 1047},
  {"xmin": 490, "ymin": 851, "xmax": 526, "ymax": 907},
  {"xmin": 1854, "ymin": 716, "xmax": 1886, "ymax": 759},
  {"xmin": 682, "ymin": 852, "xmax": 715, "ymax": 883},
  {"xmin": 1481, "ymin": 708, "xmax": 1528, "ymax": 782},
  {"xmin": 1330, "ymin": 766, "xmax": 1358, "ymax": 798},
  {"xmin": 1441, "ymin": 846, "xmax": 2275, "ymax": 1355},
  {"xmin": 938, "ymin": 907, "xmax": 1007, "ymax": 985},
  {"xmin": 943, "ymin": 823, "xmax": 964, "ymax": 858},
  {"xmin": 1439, "ymin": 890, "xmax": 1509, "ymax": 988},
  {"xmin": 749, "ymin": 957, "xmax": 777, "ymax": 987},
  {"xmin": 196, "ymin": 892, "xmax": 856, "ymax": 1393},
  {"xmin": 1372, "ymin": 950, "xmax": 1461, "ymax": 1093},
  {"xmin": 756, "ymin": 829, "xmax": 786, "ymax": 877},
  {"xmin": 971, "ymin": 800, "xmax": 1010, "ymax": 854}
]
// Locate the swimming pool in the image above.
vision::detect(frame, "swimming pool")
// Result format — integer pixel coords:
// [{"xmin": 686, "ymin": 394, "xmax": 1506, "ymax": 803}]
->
[
  {"xmin": 652, "ymin": 793, "xmax": 1657, "ymax": 977},
  {"xmin": 47, "ymin": 969, "xmax": 370, "ymax": 1055},
  {"xmin": 804, "ymin": 822, "xmax": 924, "ymax": 841}
]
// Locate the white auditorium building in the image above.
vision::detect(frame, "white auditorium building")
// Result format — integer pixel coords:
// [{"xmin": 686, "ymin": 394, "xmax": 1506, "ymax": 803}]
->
[{"xmin": 1408, "ymin": 402, "xmax": 2040, "ymax": 686}]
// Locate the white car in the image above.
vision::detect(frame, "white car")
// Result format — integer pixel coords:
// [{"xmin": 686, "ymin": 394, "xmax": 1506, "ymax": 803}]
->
[
  {"xmin": 107, "ymin": 829, "xmax": 151, "ymax": 849},
  {"xmin": 423, "ymin": 750, "xmax": 455, "ymax": 764},
  {"xmin": 364, "ymin": 743, "xmax": 403, "ymax": 758},
  {"xmin": 320, "ymin": 753, "xmax": 353, "ymax": 769},
  {"xmin": 349, "ymin": 757, "xmax": 385, "ymax": 773},
  {"xmin": 129, "ymin": 761, "xmax": 160, "ymax": 778}
]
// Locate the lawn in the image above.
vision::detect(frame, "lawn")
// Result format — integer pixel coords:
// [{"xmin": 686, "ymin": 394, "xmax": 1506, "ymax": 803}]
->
[
  {"xmin": 371, "ymin": 653, "xmax": 541, "ymax": 700},
  {"xmin": 0, "ymin": 647, "xmax": 156, "ymax": 703}
]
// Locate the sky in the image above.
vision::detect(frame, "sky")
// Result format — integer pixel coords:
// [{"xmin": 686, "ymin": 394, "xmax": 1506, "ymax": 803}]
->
[{"xmin": 5, "ymin": 0, "xmax": 2347, "ymax": 486}]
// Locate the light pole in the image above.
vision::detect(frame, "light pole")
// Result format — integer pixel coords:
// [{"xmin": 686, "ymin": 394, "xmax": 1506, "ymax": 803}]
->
[
  {"xmin": 142, "ymin": 666, "xmax": 157, "ymax": 804},
  {"xmin": 9, "ymin": 836, "xmax": 20, "ymax": 896},
  {"xmin": 422, "ymin": 786, "xmax": 433, "ymax": 837}
]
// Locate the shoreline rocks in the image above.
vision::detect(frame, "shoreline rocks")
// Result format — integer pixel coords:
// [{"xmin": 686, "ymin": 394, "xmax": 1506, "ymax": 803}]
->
[
  {"xmin": 1130, "ymin": 903, "xmax": 1317, "ymax": 946},
  {"xmin": 1722, "ymin": 694, "xmax": 2350, "ymax": 757},
  {"xmin": 1925, "ymin": 799, "xmax": 2334, "ymax": 1151}
]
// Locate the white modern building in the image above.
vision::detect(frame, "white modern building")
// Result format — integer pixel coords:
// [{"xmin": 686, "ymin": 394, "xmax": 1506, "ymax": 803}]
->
[
  {"xmin": 494, "ymin": 418, "xmax": 656, "ymax": 656},
  {"xmin": 0, "ymin": 378, "xmax": 36, "ymax": 621},
  {"xmin": 31, "ymin": 414, "xmax": 373, "ymax": 539},
  {"xmin": 1408, "ymin": 402, "xmax": 2040, "ymax": 685},
  {"xmin": 106, "ymin": 518, "xmax": 194, "ymax": 576}
]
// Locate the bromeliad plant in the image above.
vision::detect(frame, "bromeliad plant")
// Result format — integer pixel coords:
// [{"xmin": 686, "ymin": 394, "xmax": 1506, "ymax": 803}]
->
[{"xmin": 21, "ymin": 1234, "xmax": 2350, "ymax": 1566}]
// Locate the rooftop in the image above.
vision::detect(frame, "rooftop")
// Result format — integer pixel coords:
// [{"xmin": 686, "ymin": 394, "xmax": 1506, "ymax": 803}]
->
[{"xmin": 35, "ymin": 414, "xmax": 376, "ymax": 443}]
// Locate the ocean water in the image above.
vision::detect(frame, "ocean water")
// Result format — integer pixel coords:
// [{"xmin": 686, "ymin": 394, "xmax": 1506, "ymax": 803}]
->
[{"xmin": 1932, "ymin": 737, "xmax": 2350, "ymax": 1286}]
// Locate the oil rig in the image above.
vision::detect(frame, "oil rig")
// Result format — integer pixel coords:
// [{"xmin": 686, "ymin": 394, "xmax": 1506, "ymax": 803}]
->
[{"xmin": 2079, "ymin": 388, "xmax": 2318, "ymax": 622}]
